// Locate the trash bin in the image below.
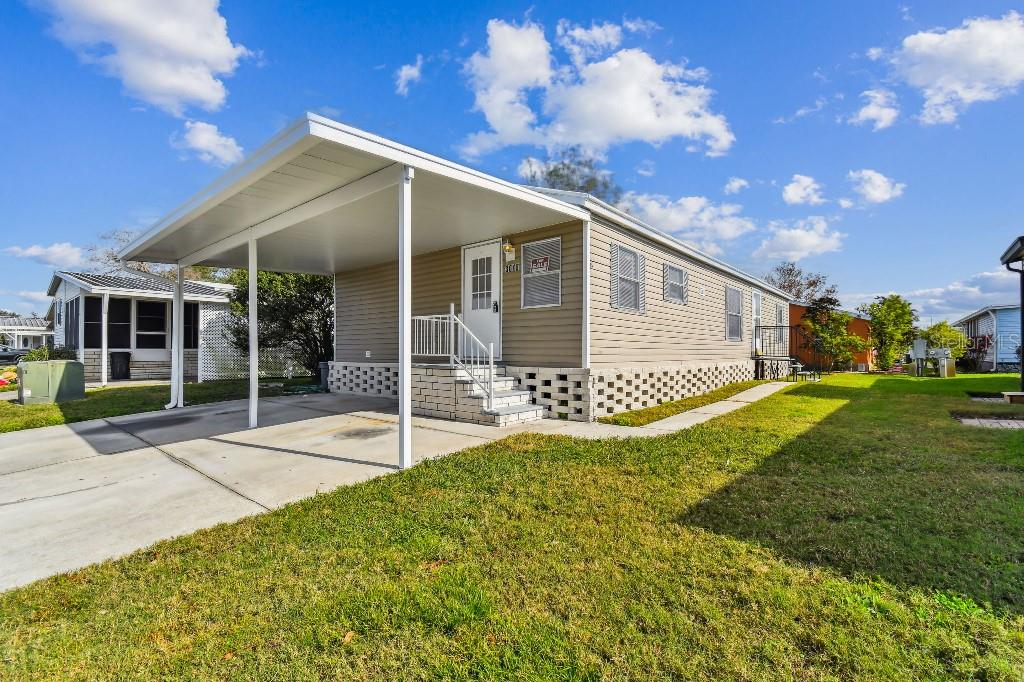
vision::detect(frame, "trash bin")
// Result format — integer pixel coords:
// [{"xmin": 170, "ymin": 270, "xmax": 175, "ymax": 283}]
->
[
  {"xmin": 319, "ymin": 361, "xmax": 330, "ymax": 390},
  {"xmin": 110, "ymin": 352, "xmax": 131, "ymax": 380}
]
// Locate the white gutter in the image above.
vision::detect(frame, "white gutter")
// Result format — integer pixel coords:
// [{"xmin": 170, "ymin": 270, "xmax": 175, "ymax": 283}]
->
[{"xmin": 989, "ymin": 309, "xmax": 999, "ymax": 368}]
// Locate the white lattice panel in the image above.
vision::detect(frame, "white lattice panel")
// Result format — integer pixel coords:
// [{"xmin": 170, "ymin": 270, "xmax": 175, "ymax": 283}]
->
[{"xmin": 198, "ymin": 303, "xmax": 308, "ymax": 381}]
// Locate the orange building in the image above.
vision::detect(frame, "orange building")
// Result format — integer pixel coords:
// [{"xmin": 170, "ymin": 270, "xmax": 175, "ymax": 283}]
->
[{"xmin": 789, "ymin": 302, "xmax": 875, "ymax": 371}]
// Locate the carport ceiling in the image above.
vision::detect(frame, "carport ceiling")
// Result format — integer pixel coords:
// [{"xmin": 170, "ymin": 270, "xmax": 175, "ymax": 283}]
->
[{"xmin": 121, "ymin": 115, "xmax": 586, "ymax": 274}]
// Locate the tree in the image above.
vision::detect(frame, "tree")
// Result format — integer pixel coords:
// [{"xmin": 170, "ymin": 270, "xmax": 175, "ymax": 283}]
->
[
  {"xmin": 86, "ymin": 229, "xmax": 227, "ymax": 281},
  {"xmin": 224, "ymin": 271, "xmax": 334, "ymax": 375},
  {"xmin": 0, "ymin": 309, "xmax": 19, "ymax": 317},
  {"xmin": 519, "ymin": 147, "xmax": 623, "ymax": 204},
  {"xmin": 860, "ymin": 295, "xmax": 917, "ymax": 370},
  {"xmin": 764, "ymin": 261, "xmax": 837, "ymax": 302},
  {"xmin": 920, "ymin": 321, "xmax": 968, "ymax": 360},
  {"xmin": 800, "ymin": 295, "xmax": 866, "ymax": 371}
]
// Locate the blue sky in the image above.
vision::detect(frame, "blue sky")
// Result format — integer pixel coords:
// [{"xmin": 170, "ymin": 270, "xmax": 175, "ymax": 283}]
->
[{"xmin": 2, "ymin": 1, "xmax": 1023, "ymax": 323}]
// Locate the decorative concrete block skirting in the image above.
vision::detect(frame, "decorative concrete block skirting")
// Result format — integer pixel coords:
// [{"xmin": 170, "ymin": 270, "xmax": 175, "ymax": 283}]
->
[
  {"xmin": 504, "ymin": 361, "xmax": 757, "ymax": 421},
  {"xmin": 329, "ymin": 360, "xmax": 757, "ymax": 423}
]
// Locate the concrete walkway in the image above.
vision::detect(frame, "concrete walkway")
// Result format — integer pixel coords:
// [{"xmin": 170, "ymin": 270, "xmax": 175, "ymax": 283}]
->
[{"xmin": 0, "ymin": 382, "xmax": 788, "ymax": 591}]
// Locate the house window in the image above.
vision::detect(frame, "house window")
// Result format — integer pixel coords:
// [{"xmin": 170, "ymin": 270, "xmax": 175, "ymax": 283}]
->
[
  {"xmin": 135, "ymin": 300, "xmax": 167, "ymax": 349},
  {"xmin": 521, "ymin": 237, "xmax": 561, "ymax": 308},
  {"xmin": 663, "ymin": 263, "xmax": 688, "ymax": 304},
  {"xmin": 776, "ymin": 302, "xmax": 786, "ymax": 344},
  {"xmin": 726, "ymin": 286, "xmax": 743, "ymax": 341},
  {"xmin": 64, "ymin": 297, "xmax": 80, "ymax": 350},
  {"xmin": 470, "ymin": 256, "xmax": 493, "ymax": 311},
  {"xmin": 108, "ymin": 298, "xmax": 131, "ymax": 348},
  {"xmin": 184, "ymin": 302, "xmax": 199, "ymax": 349},
  {"xmin": 611, "ymin": 243, "xmax": 644, "ymax": 313},
  {"xmin": 84, "ymin": 296, "xmax": 102, "ymax": 349}
]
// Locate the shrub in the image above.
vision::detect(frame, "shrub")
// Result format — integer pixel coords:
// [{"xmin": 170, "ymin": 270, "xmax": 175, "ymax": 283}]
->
[{"xmin": 22, "ymin": 346, "xmax": 78, "ymax": 362}]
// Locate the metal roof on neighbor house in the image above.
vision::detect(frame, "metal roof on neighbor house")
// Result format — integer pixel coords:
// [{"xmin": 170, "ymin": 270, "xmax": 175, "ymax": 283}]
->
[
  {"xmin": 48, "ymin": 271, "xmax": 232, "ymax": 301},
  {"xmin": 0, "ymin": 316, "xmax": 50, "ymax": 330},
  {"xmin": 953, "ymin": 304, "xmax": 1021, "ymax": 327}
]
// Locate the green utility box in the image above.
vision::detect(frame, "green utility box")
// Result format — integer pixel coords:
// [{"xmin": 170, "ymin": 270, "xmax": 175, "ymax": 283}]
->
[{"xmin": 17, "ymin": 360, "xmax": 85, "ymax": 405}]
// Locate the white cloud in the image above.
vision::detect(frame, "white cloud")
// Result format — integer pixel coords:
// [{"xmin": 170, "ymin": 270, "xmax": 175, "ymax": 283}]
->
[
  {"xmin": 848, "ymin": 88, "xmax": 899, "ymax": 130},
  {"xmin": 774, "ymin": 96, "xmax": 827, "ymax": 124},
  {"xmin": 723, "ymin": 177, "xmax": 749, "ymax": 195},
  {"xmin": 843, "ymin": 269, "xmax": 1019, "ymax": 319},
  {"xmin": 460, "ymin": 18, "xmax": 733, "ymax": 159},
  {"xmin": 172, "ymin": 120, "xmax": 243, "ymax": 166},
  {"xmin": 847, "ymin": 169, "xmax": 905, "ymax": 203},
  {"xmin": 753, "ymin": 216, "xmax": 845, "ymax": 261},
  {"xmin": 34, "ymin": 0, "xmax": 250, "ymax": 116},
  {"xmin": 516, "ymin": 156, "xmax": 549, "ymax": 180},
  {"xmin": 838, "ymin": 198, "xmax": 854, "ymax": 209},
  {"xmin": 556, "ymin": 20, "xmax": 622, "ymax": 68},
  {"xmin": 890, "ymin": 11, "xmax": 1024, "ymax": 124},
  {"xmin": 395, "ymin": 54, "xmax": 424, "ymax": 96},
  {"xmin": 782, "ymin": 174, "xmax": 826, "ymax": 205},
  {"xmin": 17, "ymin": 291, "xmax": 51, "ymax": 304},
  {"xmin": 622, "ymin": 17, "xmax": 661, "ymax": 35},
  {"xmin": 619, "ymin": 192, "xmax": 756, "ymax": 255},
  {"xmin": 4, "ymin": 242, "xmax": 84, "ymax": 268},
  {"xmin": 866, "ymin": 47, "xmax": 886, "ymax": 61},
  {"xmin": 635, "ymin": 159, "xmax": 656, "ymax": 177}
]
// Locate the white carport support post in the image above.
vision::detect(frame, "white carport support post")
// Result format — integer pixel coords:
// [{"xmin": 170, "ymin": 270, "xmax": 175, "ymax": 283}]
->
[
  {"xmin": 248, "ymin": 237, "xmax": 259, "ymax": 429},
  {"xmin": 398, "ymin": 165, "xmax": 414, "ymax": 470},
  {"xmin": 100, "ymin": 293, "xmax": 109, "ymax": 386},
  {"xmin": 165, "ymin": 267, "xmax": 184, "ymax": 409}
]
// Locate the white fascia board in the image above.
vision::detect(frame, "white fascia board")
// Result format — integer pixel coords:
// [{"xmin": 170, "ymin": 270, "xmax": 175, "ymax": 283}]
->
[
  {"xmin": 119, "ymin": 117, "xmax": 321, "ymax": 262},
  {"xmin": 953, "ymin": 305, "xmax": 1019, "ymax": 327},
  {"xmin": 78, "ymin": 286, "xmax": 228, "ymax": 304},
  {"xmin": 306, "ymin": 114, "xmax": 589, "ymax": 220},
  {"xmin": 577, "ymin": 196, "xmax": 795, "ymax": 302}
]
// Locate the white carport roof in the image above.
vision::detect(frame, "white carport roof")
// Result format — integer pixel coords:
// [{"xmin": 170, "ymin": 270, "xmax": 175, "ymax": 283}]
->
[{"xmin": 119, "ymin": 113, "xmax": 587, "ymax": 273}]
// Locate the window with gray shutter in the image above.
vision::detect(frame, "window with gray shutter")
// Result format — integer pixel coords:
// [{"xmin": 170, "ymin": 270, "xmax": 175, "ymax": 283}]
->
[
  {"xmin": 663, "ymin": 263, "xmax": 688, "ymax": 304},
  {"xmin": 726, "ymin": 286, "xmax": 743, "ymax": 340},
  {"xmin": 521, "ymin": 237, "xmax": 561, "ymax": 308},
  {"xmin": 611, "ymin": 243, "xmax": 645, "ymax": 312}
]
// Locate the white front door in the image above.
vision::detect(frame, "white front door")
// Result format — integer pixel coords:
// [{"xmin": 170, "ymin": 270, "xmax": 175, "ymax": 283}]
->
[{"xmin": 461, "ymin": 240, "xmax": 502, "ymax": 359}]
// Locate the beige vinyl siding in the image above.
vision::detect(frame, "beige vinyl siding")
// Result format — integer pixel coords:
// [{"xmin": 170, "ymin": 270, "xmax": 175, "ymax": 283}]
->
[
  {"xmin": 501, "ymin": 221, "xmax": 584, "ymax": 367},
  {"xmin": 589, "ymin": 220, "xmax": 786, "ymax": 367},
  {"xmin": 334, "ymin": 220, "xmax": 584, "ymax": 366},
  {"xmin": 335, "ymin": 246, "xmax": 462, "ymax": 362}
]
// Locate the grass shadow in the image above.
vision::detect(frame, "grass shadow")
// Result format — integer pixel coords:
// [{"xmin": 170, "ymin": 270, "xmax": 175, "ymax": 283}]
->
[{"xmin": 680, "ymin": 377, "xmax": 1024, "ymax": 614}]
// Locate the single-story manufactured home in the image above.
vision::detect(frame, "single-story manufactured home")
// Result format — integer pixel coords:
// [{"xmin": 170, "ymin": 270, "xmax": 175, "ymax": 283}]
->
[
  {"xmin": 118, "ymin": 113, "xmax": 792, "ymax": 467},
  {"xmin": 955, "ymin": 304, "xmax": 1022, "ymax": 372},
  {"xmin": 47, "ymin": 270, "xmax": 252, "ymax": 383},
  {"xmin": 0, "ymin": 316, "xmax": 52, "ymax": 349}
]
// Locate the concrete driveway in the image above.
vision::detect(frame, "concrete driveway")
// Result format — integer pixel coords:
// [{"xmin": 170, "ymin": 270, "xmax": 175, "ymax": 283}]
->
[{"xmin": 0, "ymin": 392, "xmax": 552, "ymax": 591}]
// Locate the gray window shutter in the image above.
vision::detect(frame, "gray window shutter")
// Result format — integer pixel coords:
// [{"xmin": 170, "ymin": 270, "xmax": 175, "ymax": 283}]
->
[
  {"xmin": 663, "ymin": 263, "xmax": 670, "ymax": 300},
  {"xmin": 610, "ymin": 243, "xmax": 621, "ymax": 308},
  {"xmin": 680, "ymin": 268, "xmax": 689, "ymax": 304},
  {"xmin": 637, "ymin": 252, "xmax": 645, "ymax": 313}
]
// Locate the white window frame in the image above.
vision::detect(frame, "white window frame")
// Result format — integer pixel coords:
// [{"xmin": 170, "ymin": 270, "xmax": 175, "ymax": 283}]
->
[
  {"xmin": 135, "ymin": 297, "xmax": 169, "ymax": 349},
  {"xmin": 520, "ymin": 236, "xmax": 562, "ymax": 309},
  {"xmin": 663, "ymin": 263, "xmax": 688, "ymax": 305},
  {"xmin": 775, "ymin": 302, "xmax": 786, "ymax": 344},
  {"xmin": 611, "ymin": 243, "xmax": 645, "ymax": 313},
  {"xmin": 725, "ymin": 286, "xmax": 743, "ymax": 341}
]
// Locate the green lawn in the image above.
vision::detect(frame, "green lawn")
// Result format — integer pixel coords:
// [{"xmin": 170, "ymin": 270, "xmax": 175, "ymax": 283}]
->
[
  {"xmin": 2, "ymin": 373, "xmax": 1023, "ymax": 679},
  {"xmin": 0, "ymin": 377, "xmax": 318, "ymax": 433},
  {"xmin": 598, "ymin": 378, "xmax": 769, "ymax": 426}
]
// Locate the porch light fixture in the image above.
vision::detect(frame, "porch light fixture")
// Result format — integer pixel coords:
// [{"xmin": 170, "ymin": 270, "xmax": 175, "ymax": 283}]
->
[
  {"xmin": 502, "ymin": 240, "xmax": 516, "ymax": 261},
  {"xmin": 1000, "ymin": 235, "xmax": 1024, "ymax": 392}
]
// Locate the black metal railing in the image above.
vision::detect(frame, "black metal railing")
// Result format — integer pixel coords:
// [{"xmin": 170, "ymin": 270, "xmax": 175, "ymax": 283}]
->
[{"xmin": 753, "ymin": 325, "xmax": 828, "ymax": 378}]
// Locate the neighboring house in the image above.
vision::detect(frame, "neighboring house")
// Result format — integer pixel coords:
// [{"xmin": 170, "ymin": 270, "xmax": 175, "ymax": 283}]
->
[
  {"xmin": 117, "ymin": 114, "xmax": 793, "ymax": 462},
  {"xmin": 47, "ymin": 270, "xmax": 259, "ymax": 383},
  {"xmin": 0, "ymin": 316, "xmax": 52, "ymax": 350},
  {"xmin": 955, "ymin": 305, "xmax": 1022, "ymax": 372},
  {"xmin": 789, "ymin": 302, "xmax": 875, "ymax": 371}
]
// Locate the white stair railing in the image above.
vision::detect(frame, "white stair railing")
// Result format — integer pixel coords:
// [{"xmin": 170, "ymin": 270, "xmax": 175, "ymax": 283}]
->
[{"xmin": 411, "ymin": 303, "xmax": 494, "ymax": 411}]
